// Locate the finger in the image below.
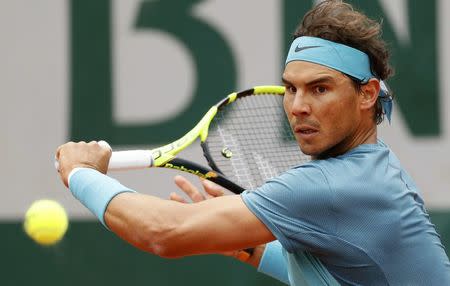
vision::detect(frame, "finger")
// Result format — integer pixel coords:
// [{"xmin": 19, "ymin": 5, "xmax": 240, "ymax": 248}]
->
[
  {"xmin": 202, "ymin": 179, "xmax": 225, "ymax": 197},
  {"xmin": 55, "ymin": 150, "xmax": 63, "ymax": 172},
  {"xmin": 59, "ymin": 172, "xmax": 68, "ymax": 188},
  {"xmin": 222, "ymin": 250, "xmax": 250, "ymax": 262},
  {"xmin": 169, "ymin": 192, "xmax": 188, "ymax": 203},
  {"xmin": 55, "ymin": 141, "xmax": 73, "ymax": 160},
  {"xmin": 96, "ymin": 141, "xmax": 112, "ymax": 162},
  {"xmin": 55, "ymin": 145, "xmax": 62, "ymax": 161},
  {"xmin": 54, "ymin": 160, "xmax": 60, "ymax": 172},
  {"xmin": 174, "ymin": 175, "xmax": 205, "ymax": 203},
  {"xmin": 98, "ymin": 140, "xmax": 112, "ymax": 153},
  {"xmin": 235, "ymin": 250, "xmax": 251, "ymax": 262},
  {"xmin": 55, "ymin": 143, "xmax": 72, "ymax": 171}
]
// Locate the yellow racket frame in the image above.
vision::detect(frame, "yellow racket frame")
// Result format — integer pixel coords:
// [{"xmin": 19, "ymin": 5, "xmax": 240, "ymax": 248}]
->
[{"xmin": 151, "ymin": 85, "xmax": 285, "ymax": 167}]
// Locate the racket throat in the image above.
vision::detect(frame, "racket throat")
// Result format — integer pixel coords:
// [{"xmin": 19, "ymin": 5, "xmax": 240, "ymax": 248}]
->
[
  {"xmin": 163, "ymin": 160, "xmax": 217, "ymax": 180},
  {"xmin": 201, "ymin": 142, "xmax": 224, "ymax": 175},
  {"xmin": 163, "ymin": 157, "xmax": 245, "ymax": 194}
]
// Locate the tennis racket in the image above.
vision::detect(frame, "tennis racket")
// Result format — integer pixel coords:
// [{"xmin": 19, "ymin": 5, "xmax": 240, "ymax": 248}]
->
[{"xmin": 57, "ymin": 86, "xmax": 310, "ymax": 194}]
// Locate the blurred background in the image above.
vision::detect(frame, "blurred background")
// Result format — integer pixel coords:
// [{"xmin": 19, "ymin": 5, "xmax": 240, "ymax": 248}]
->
[{"xmin": 1, "ymin": 0, "xmax": 449, "ymax": 285}]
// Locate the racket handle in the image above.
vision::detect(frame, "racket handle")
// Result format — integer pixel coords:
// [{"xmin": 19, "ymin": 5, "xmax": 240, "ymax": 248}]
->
[
  {"xmin": 54, "ymin": 148, "xmax": 153, "ymax": 171},
  {"xmin": 109, "ymin": 150, "xmax": 154, "ymax": 171}
]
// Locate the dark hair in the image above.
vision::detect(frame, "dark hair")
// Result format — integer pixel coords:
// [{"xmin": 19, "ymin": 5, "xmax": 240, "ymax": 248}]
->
[{"xmin": 294, "ymin": 0, "xmax": 394, "ymax": 124}]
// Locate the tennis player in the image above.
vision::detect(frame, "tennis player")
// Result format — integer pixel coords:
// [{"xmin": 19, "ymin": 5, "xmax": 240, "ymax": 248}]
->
[{"xmin": 56, "ymin": 0, "xmax": 450, "ymax": 284}]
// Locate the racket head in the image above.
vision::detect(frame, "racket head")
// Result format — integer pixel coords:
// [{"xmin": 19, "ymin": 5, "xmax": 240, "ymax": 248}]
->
[
  {"xmin": 104, "ymin": 86, "xmax": 307, "ymax": 193},
  {"xmin": 201, "ymin": 86, "xmax": 310, "ymax": 190}
]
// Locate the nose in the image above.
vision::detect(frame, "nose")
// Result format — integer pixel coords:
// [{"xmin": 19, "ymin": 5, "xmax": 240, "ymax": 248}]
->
[{"xmin": 290, "ymin": 91, "xmax": 312, "ymax": 116}]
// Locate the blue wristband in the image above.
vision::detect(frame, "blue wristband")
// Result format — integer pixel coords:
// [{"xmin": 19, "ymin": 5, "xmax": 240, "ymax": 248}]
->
[
  {"xmin": 69, "ymin": 168, "xmax": 136, "ymax": 227},
  {"xmin": 258, "ymin": 240, "xmax": 289, "ymax": 284}
]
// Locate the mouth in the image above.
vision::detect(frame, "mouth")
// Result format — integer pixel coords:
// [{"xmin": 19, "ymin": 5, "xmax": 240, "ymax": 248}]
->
[{"xmin": 293, "ymin": 125, "xmax": 319, "ymax": 138}]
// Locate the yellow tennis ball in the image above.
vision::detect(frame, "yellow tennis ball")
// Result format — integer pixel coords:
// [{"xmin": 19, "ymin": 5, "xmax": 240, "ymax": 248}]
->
[{"xmin": 24, "ymin": 200, "xmax": 68, "ymax": 246}]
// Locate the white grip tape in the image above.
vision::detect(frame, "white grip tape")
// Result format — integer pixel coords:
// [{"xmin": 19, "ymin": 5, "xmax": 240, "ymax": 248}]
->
[{"xmin": 108, "ymin": 150, "xmax": 154, "ymax": 171}]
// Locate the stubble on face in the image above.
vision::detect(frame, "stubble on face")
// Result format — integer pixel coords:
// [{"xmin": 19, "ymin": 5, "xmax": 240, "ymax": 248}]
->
[{"xmin": 282, "ymin": 61, "xmax": 362, "ymax": 159}]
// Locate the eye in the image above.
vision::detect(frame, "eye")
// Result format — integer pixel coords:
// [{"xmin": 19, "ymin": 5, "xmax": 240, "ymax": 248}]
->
[
  {"xmin": 285, "ymin": 85, "xmax": 297, "ymax": 94},
  {"xmin": 313, "ymin": 85, "xmax": 327, "ymax": 94}
]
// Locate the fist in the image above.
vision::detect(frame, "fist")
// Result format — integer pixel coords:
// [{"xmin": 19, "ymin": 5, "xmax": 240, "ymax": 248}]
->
[{"xmin": 55, "ymin": 141, "xmax": 112, "ymax": 187}]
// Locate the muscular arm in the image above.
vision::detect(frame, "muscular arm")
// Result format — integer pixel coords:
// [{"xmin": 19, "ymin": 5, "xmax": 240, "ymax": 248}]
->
[
  {"xmin": 105, "ymin": 192, "xmax": 275, "ymax": 258},
  {"xmin": 56, "ymin": 141, "xmax": 275, "ymax": 259}
]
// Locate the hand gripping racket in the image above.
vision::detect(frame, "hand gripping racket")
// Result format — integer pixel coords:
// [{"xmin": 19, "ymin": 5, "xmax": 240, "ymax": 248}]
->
[{"xmin": 100, "ymin": 86, "xmax": 310, "ymax": 194}]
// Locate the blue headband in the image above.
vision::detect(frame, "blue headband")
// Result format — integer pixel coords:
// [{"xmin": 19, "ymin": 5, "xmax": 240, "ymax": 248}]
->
[{"xmin": 285, "ymin": 36, "xmax": 392, "ymax": 123}]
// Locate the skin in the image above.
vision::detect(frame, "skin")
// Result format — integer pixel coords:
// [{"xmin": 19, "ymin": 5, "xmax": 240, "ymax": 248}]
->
[
  {"xmin": 282, "ymin": 61, "xmax": 379, "ymax": 158},
  {"xmin": 55, "ymin": 61, "xmax": 380, "ymax": 266}
]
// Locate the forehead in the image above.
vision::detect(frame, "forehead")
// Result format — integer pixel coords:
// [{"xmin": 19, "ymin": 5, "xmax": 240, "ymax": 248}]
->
[{"xmin": 282, "ymin": 61, "xmax": 348, "ymax": 84}]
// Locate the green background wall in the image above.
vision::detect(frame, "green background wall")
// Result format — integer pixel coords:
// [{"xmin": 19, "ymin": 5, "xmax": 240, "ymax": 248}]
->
[
  {"xmin": 2, "ymin": 221, "xmax": 283, "ymax": 285},
  {"xmin": 3, "ymin": 213, "xmax": 450, "ymax": 285}
]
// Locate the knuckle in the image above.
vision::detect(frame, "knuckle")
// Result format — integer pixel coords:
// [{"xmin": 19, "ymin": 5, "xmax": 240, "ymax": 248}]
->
[{"xmin": 101, "ymin": 148, "xmax": 111, "ymax": 157}]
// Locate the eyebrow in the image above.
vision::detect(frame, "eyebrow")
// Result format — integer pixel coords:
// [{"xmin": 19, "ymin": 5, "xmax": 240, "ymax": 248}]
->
[
  {"xmin": 281, "ymin": 75, "xmax": 337, "ymax": 86},
  {"xmin": 281, "ymin": 77, "xmax": 293, "ymax": 85}
]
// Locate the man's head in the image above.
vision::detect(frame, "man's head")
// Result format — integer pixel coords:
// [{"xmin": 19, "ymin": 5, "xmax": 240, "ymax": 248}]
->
[
  {"xmin": 292, "ymin": 0, "xmax": 393, "ymax": 124},
  {"xmin": 283, "ymin": 0, "xmax": 393, "ymax": 158}
]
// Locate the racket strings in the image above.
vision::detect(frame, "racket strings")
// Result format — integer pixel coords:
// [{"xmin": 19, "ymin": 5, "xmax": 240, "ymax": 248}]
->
[
  {"xmin": 215, "ymin": 125, "xmax": 255, "ymax": 188},
  {"xmin": 205, "ymin": 94, "xmax": 310, "ymax": 189}
]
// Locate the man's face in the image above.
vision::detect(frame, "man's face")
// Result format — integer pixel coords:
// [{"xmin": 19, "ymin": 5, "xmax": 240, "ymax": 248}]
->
[{"xmin": 283, "ymin": 61, "xmax": 362, "ymax": 158}]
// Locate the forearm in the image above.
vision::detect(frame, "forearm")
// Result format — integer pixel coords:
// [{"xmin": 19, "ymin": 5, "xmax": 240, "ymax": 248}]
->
[
  {"xmin": 105, "ymin": 192, "xmax": 187, "ymax": 256},
  {"xmin": 69, "ymin": 168, "xmax": 190, "ymax": 256},
  {"xmin": 68, "ymin": 169, "xmax": 274, "ymax": 258}
]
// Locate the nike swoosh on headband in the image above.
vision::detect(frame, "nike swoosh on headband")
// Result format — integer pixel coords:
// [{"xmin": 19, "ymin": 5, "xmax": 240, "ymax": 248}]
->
[{"xmin": 295, "ymin": 45, "xmax": 322, "ymax": 52}]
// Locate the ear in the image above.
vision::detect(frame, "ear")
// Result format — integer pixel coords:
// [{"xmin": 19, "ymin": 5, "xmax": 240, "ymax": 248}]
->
[{"xmin": 359, "ymin": 78, "xmax": 380, "ymax": 111}]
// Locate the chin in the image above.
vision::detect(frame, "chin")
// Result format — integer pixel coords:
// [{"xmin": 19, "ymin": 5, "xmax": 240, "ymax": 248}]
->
[
  {"xmin": 299, "ymin": 145, "xmax": 320, "ymax": 157},
  {"xmin": 299, "ymin": 143, "xmax": 332, "ymax": 159}
]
